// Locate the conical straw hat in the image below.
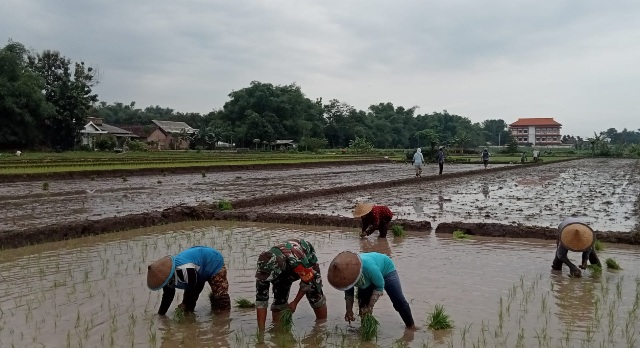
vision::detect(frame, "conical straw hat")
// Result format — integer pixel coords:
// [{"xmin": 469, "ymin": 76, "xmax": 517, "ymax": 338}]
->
[
  {"xmin": 353, "ymin": 203, "xmax": 374, "ymax": 218},
  {"xmin": 560, "ymin": 223, "xmax": 595, "ymax": 252},
  {"xmin": 327, "ymin": 251, "xmax": 362, "ymax": 290},
  {"xmin": 147, "ymin": 256, "xmax": 175, "ymax": 290}
]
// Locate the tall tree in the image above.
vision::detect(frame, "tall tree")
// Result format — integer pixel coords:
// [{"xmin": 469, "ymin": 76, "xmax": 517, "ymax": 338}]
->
[
  {"xmin": 27, "ymin": 49, "xmax": 98, "ymax": 149},
  {"xmin": 0, "ymin": 41, "xmax": 54, "ymax": 149}
]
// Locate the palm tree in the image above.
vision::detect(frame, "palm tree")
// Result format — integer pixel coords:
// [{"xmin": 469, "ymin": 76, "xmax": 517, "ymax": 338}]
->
[{"xmin": 587, "ymin": 132, "xmax": 602, "ymax": 157}]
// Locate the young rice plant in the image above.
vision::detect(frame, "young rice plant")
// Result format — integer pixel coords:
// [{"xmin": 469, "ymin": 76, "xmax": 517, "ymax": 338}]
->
[{"xmin": 427, "ymin": 304, "xmax": 454, "ymax": 330}]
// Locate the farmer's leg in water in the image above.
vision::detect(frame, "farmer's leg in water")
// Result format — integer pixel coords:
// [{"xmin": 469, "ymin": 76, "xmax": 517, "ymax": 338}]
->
[
  {"xmin": 438, "ymin": 162, "xmax": 444, "ymax": 175},
  {"xmin": 384, "ymin": 270, "xmax": 415, "ymax": 328},
  {"xmin": 303, "ymin": 263, "xmax": 328, "ymax": 319},
  {"xmin": 588, "ymin": 249, "xmax": 602, "ymax": 267},
  {"xmin": 552, "ymin": 244, "xmax": 582, "ymax": 277},
  {"xmin": 270, "ymin": 275, "xmax": 294, "ymax": 322},
  {"xmin": 208, "ymin": 266, "xmax": 231, "ymax": 310},
  {"xmin": 378, "ymin": 217, "xmax": 391, "ymax": 238}
]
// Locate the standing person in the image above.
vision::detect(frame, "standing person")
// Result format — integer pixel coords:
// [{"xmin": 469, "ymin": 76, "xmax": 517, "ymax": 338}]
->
[
  {"xmin": 255, "ymin": 239, "xmax": 327, "ymax": 331},
  {"xmin": 533, "ymin": 149, "xmax": 540, "ymax": 162},
  {"xmin": 327, "ymin": 251, "xmax": 416, "ymax": 329},
  {"xmin": 353, "ymin": 203, "xmax": 393, "ymax": 238},
  {"xmin": 551, "ymin": 217, "xmax": 602, "ymax": 277},
  {"xmin": 436, "ymin": 146, "xmax": 445, "ymax": 175},
  {"xmin": 147, "ymin": 246, "xmax": 230, "ymax": 315},
  {"xmin": 481, "ymin": 148, "xmax": 490, "ymax": 169},
  {"xmin": 412, "ymin": 148, "xmax": 425, "ymax": 177}
]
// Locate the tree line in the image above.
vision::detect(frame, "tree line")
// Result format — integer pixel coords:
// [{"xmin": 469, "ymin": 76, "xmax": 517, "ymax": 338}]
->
[{"xmin": 2, "ymin": 40, "xmax": 638, "ymax": 153}]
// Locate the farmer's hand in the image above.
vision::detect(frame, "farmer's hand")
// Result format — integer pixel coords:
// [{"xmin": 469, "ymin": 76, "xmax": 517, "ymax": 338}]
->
[
  {"xmin": 287, "ymin": 302, "xmax": 298, "ymax": 313},
  {"xmin": 570, "ymin": 268, "xmax": 582, "ymax": 278},
  {"xmin": 579, "ymin": 263, "xmax": 588, "ymax": 270},
  {"xmin": 177, "ymin": 303, "xmax": 186, "ymax": 311},
  {"xmin": 344, "ymin": 310, "xmax": 356, "ymax": 323}
]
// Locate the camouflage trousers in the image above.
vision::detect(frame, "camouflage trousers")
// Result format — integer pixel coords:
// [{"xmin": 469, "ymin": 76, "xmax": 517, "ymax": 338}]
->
[
  {"xmin": 270, "ymin": 264, "xmax": 326, "ymax": 311},
  {"xmin": 208, "ymin": 266, "xmax": 231, "ymax": 311}
]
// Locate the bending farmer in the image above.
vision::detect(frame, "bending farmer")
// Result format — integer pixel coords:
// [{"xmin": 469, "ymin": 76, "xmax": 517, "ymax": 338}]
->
[
  {"xmin": 327, "ymin": 251, "xmax": 416, "ymax": 329},
  {"xmin": 147, "ymin": 246, "xmax": 230, "ymax": 315},
  {"xmin": 255, "ymin": 239, "xmax": 328, "ymax": 331},
  {"xmin": 551, "ymin": 217, "xmax": 602, "ymax": 277},
  {"xmin": 353, "ymin": 203, "xmax": 393, "ymax": 238}
]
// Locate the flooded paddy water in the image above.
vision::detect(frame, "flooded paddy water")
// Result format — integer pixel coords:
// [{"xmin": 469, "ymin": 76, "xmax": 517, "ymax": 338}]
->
[
  {"xmin": 0, "ymin": 163, "xmax": 509, "ymax": 232},
  {"xmin": 253, "ymin": 159, "xmax": 640, "ymax": 232},
  {"xmin": 1, "ymin": 221, "xmax": 639, "ymax": 347}
]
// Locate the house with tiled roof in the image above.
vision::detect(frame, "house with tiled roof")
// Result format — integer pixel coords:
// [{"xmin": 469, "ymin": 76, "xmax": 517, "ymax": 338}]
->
[
  {"xmin": 509, "ymin": 118, "xmax": 562, "ymax": 146},
  {"xmin": 147, "ymin": 120, "xmax": 196, "ymax": 150},
  {"xmin": 80, "ymin": 117, "xmax": 139, "ymax": 149}
]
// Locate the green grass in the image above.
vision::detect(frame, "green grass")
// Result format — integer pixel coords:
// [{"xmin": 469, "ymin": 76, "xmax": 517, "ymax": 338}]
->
[
  {"xmin": 279, "ymin": 308, "xmax": 293, "ymax": 331},
  {"xmin": 391, "ymin": 224, "xmax": 406, "ymax": 237},
  {"xmin": 452, "ymin": 230, "xmax": 471, "ymax": 240},
  {"xmin": 427, "ymin": 304, "xmax": 454, "ymax": 330},
  {"xmin": 605, "ymin": 258, "xmax": 622, "ymax": 270},
  {"xmin": 234, "ymin": 297, "xmax": 255, "ymax": 308},
  {"xmin": 217, "ymin": 200, "xmax": 233, "ymax": 211},
  {"xmin": 360, "ymin": 313, "xmax": 380, "ymax": 341},
  {"xmin": 594, "ymin": 240, "xmax": 603, "ymax": 251}
]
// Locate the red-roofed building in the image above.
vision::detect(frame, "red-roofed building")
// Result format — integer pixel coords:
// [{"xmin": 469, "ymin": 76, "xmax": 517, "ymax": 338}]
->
[{"xmin": 509, "ymin": 118, "xmax": 562, "ymax": 146}]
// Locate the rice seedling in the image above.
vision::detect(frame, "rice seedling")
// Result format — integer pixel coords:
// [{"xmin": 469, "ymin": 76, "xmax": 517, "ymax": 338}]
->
[
  {"xmin": 279, "ymin": 308, "xmax": 294, "ymax": 331},
  {"xmin": 427, "ymin": 304, "xmax": 454, "ymax": 330},
  {"xmin": 121, "ymin": 176, "xmax": 128, "ymax": 182},
  {"xmin": 218, "ymin": 200, "xmax": 233, "ymax": 211},
  {"xmin": 360, "ymin": 313, "xmax": 379, "ymax": 341},
  {"xmin": 42, "ymin": 182, "xmax": 49, "ymax": 190},
  {"xmin": 452, "ymin": 230, "xmax": 470, "ymax": 240},
  {"xmin": 233, "ymin": 297, "xmax": 255, "ymax": 308},
  {"xmin": 391, "ymin": 224, "xmax": 406, "ymax": 237},
  {"xmin": 588, "ymin": 264, "xmax": 603, "ymax": 276},
  {"xmin": 201, "ymin": 170, "xmax": 206, "ymax": 178},
  {"xmin": 605, "ymin": 258, "xmax": 622, "ymax": 270},
  {"xmin": 594, "ymin": 240, "xmax": 603, "ymax": 251},
  {"xmin": 173, "ymin": 308, "xmax": 185, "ymax": 322},
  {"xmin": 90, "ymin": 175, "xmax": 96, "ymax": 181}
]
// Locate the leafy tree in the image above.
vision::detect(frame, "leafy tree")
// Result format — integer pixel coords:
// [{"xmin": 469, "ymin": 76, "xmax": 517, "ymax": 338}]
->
[
  {"xmin": 481, "ymin": 119, "xmax": 509, "ymax": 146},
  {"xmin": 0, "ymin": 41, "xmax": 54, "ymax": 149},
  {"xmin": 506, "ymin": 136, "xmax": 518, "ymax": 154},
  {"xmin": 27, "ymin": 49, "xmax": 98, "ymax": 150},
  {"xmin": 348, "ymin": 136, "xmax": 373, "ymax": 153},
  {"xmin": 299, "ymin": 136, "xmax": 327, "ymax": 152}
]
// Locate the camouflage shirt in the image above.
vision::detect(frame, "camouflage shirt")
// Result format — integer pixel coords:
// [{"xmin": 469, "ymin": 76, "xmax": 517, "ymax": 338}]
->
[{"xmin": 255, "ymin": 239, "xmax": 319, "ymax": 308}]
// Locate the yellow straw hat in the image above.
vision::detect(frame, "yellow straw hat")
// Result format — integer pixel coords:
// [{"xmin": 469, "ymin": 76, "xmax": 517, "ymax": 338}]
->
[
  {"xmin": 147, "ymin": 256, "xmax": 175, "ymax": 291},
  {"xmin": 353, "ymin": 203, "xmax": 374, "ymax": 218},
  {"xmin": 327, "ymin": 251, "xmax": 363, "ymax": 290},
  {"xmin": 560, "ymin": 223, "xmax": 595, "ymax": 252}
]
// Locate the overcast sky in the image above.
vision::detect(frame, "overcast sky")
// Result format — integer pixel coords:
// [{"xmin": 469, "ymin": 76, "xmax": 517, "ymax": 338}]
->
[{"xmin": 2, "ymin": 0, "xmax": 639, "ymax": 137}]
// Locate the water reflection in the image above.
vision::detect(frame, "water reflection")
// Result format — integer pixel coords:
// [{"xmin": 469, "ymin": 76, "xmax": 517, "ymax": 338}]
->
[
  {"xmin": 359, "ymin": 237, "xmax": 392, "ymax": 256},
  {"xmin": 481, "ymin": 183, "xmax": 490, "ymax": 199},
  {"xmin": 550, "ymin": 273, "xmax": 597, "ymax": 329}
]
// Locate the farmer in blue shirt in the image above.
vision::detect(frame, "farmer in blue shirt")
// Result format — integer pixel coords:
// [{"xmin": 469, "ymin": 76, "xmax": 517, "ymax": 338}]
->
[
  {"xmin": 147, "ymin": 246, "xmax": 230, "ymax": 315},
  {"xmin": 327, "ymin": 251, "xmax": 416, "ymax": 329},
  {"xmin": 436, "ymin": 146, "xmax": 445, "ymax": 175},
  {"xmin": 481, "ymin": 148, "xmax": 490, "ymax": 169}
]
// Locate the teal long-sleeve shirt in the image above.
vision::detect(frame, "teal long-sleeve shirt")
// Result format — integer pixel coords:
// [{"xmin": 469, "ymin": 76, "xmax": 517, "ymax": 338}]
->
[{"xmin": 345, "ymin": 252, "xmax": 396, "ymax": 297}]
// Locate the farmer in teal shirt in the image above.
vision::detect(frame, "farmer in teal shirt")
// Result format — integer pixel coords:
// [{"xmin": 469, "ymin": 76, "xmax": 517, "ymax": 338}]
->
[
  {"xmin": 327, "ymin": 251, "xmax": 416, "ymax": 329},
  {"xmin": 147, "ymin": 246, "xmax": 230, "ymax": 315}
]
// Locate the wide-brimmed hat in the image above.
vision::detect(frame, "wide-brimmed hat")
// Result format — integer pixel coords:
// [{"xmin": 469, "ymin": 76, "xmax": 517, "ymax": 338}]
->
[
  {"xmin": 560, "ymin": 223, "xmax": 595, "ymax": 252},
  {"xmin": 327, "ymin": 251, "xmax": 363, "ymax": 290},
  {"xmin": 147, "ymin": 256, "xmax": 175, "ymax": 290},
  {"xmin": 353, "ymin": 203, "xmax": 374, "ymax": 218}
]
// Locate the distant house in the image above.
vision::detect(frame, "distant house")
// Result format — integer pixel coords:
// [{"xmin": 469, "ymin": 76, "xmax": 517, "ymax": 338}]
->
[
  {"xmin": 271, "ymin": 140, "xmax": 297, "ymax": 150},
  {"xmin": 509, "ymin": 118, "xmax": 562, "ymax": 146},
  {"xmin": 147, "ymin": 120, "xmax": 196, "ymax": 150},
  {"xmin": 80, "ymin": 117, "xmax": 138, "ymax": 149}
]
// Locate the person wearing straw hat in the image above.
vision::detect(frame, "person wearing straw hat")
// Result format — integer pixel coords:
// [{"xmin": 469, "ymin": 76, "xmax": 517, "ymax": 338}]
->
[
  {"xmin": 255, "ymin": 239, "xmax": 327, "ymax": 331},
  {"xmin": 147, "ymin": 246, "xmax": 230, "ymax": 315},
  {"xmin": 353, "ymin": 203, "xmax": 394, "ymax": 238},
  {"xmin": 551, "ymin": 217, "xmax": 602, "ymax": 277},
  {"xmin": 436, "ymin": 146, "xmax": 445, "ymax": 175},
  {"xmin": 327, "ymin": 251, "xmax": 416, "ymax": 329},
  {"xmin": 481, "ymin": 148, "xmax": 490, "ymax": 169}
]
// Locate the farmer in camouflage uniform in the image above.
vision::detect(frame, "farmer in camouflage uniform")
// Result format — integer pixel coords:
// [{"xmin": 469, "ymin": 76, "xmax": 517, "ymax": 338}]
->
[{"xmin": 255, "ymin": 239, "xmax": 328, "ymax": 331}]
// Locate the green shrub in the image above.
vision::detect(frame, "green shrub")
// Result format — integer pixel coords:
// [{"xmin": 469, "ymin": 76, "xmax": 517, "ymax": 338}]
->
[{"xmin": 126, "ymin": 140, "xmax": 147, "ymax": 152}]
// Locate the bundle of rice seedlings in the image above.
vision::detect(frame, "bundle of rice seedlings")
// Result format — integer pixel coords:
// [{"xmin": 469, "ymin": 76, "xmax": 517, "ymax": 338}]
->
[
  {"xmin": 427, "ymin": 304, "xmax": 454, "ymax": 330},
  {"xmin": 279, "ymin": 308, "xmax": 294, "ymax": 331},
  {"xmin": 391, "ymin": 224, "xmax": 406, "ymax": 237},
  {"xmin": 605, "ymin": 258, "xmax": 622, "ymax": 270},
  {"xmin": 173, "ymin": 307, "xmax": 185, "ymax": 322},
  {"xmin": 217, "ymin": 200, "xmax": 233, "ymax": 211},
  {"xmin": 593, "ymin": 240, "xmax": 603, "ymax": 251},
  {"xmin": 587, "ymin": 264, "xmax": 602, "ymax": 277},
  {"xmin": 360, "ymin": 313, "xmax": 379, "ymax": 341},
  {"xmin": 234, "ymin": 297, "xmax": 255, "ymax": 308},
  {"xmin": 42, "ymin": 182, "xmax": 49, "ymax": 190},
  {"xmin": 452, "ymin": 230, "xmax": 470, "ymax": 240}
]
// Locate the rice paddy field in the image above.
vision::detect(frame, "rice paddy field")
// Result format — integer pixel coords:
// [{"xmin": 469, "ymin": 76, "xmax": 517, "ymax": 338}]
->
[{"xmin": 0, "ymin": 222, "xmax": 639, "ymax": 348}]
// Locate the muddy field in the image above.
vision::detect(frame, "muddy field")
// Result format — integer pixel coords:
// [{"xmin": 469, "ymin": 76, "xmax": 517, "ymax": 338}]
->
[
  {"xmin": 0, "ymin": 221, "xmax": 639, "ymax": 348},
  {"xmin": 0, "ymin": 163, "xmax": 509, "ymax": 232},
  {"xmin": 250, "ymin": 159, "xmax": 640, "ymax": 232}
]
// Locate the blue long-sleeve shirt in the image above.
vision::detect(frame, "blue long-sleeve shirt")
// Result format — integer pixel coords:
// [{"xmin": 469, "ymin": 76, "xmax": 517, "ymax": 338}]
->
[{"xmin": 345, "ymin": 252, "xmax": 396, "ymax": 297}]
